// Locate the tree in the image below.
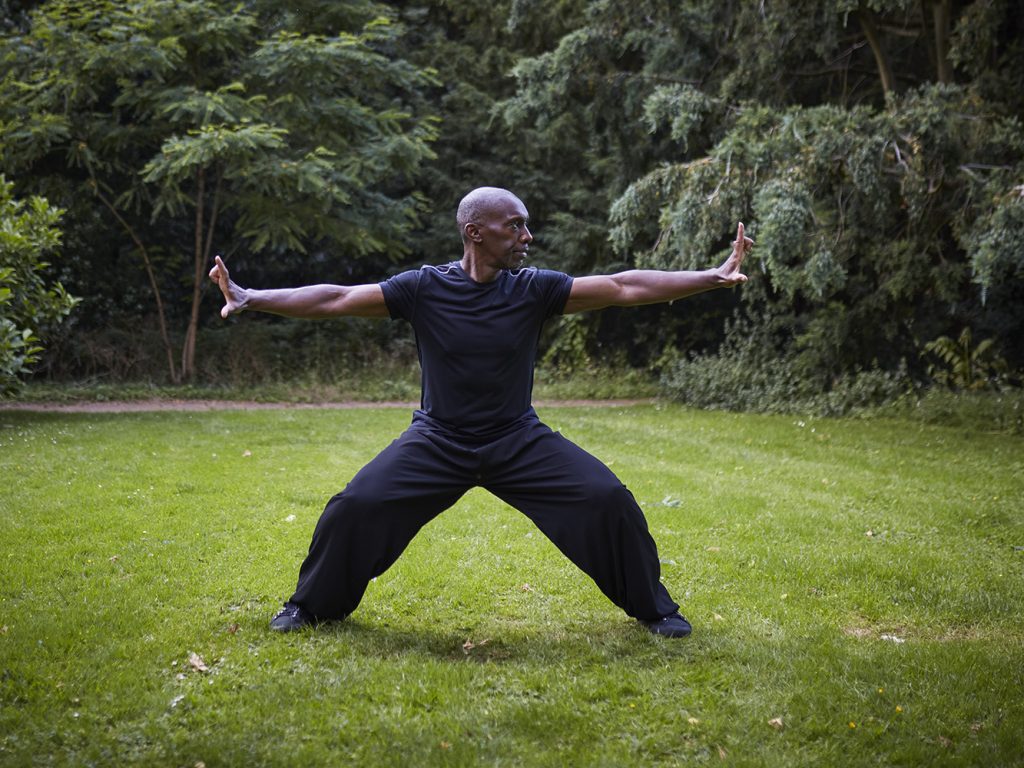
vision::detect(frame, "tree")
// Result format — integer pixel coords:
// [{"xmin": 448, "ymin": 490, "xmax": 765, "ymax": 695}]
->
[
  {"xmin": 385, "ymin": 0, "xmax": 585, "ymax": 263},
  {"xmin": 0, "ymin": 0, "xmax": 437, "ymax": 381},
  {"xmin": 0, "ymin": 177, "xmax": 77, "ymax": 394},
  {"xmin": 503, "ymin": 0, "xmax": 1024, "ymax": 378}
]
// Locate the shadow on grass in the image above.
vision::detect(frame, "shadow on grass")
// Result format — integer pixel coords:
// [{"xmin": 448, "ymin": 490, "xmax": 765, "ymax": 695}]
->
[{"xmin": 274, "ymin": 614, "xmax": 696, "ymax": 668}]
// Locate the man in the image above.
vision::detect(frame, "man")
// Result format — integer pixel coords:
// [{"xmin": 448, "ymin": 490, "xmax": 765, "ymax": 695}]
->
[{"xmin": 209, "ymin": 186, "xmax": 751, "ymax": 638}]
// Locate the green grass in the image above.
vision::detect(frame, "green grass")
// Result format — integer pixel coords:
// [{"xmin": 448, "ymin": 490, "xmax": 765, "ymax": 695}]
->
[{"xmin": 1, "ymin": 404, "xmax": 1021, "ymax": 766}]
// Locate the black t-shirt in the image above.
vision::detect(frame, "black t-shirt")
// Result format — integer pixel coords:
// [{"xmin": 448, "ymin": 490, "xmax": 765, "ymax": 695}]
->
[{"xmin": 380, "ymin": 262, "xmax": 573, "ymax": 436}]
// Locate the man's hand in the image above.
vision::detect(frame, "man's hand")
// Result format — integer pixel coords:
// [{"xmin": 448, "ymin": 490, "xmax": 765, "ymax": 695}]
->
[
  {"xmin": 209, "ymin": 254, "xmax": 247, "ymax": 318},
  {"xmin": 714, "ymin": 222, "xmax": 752, "ymax": 287}
]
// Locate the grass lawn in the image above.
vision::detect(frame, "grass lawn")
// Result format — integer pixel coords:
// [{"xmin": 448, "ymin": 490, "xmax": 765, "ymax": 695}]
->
[{"xmin": 1, "ymin": 404, "xmax": 1021, "ymax": 766}]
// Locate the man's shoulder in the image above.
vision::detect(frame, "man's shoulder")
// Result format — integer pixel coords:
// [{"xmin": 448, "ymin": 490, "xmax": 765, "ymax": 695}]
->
[{"xmin": 506, "ymin": 266, "xmax": 569, "ymax": 280}]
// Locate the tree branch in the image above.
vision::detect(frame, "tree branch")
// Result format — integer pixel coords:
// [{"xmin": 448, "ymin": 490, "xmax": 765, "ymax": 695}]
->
[
  {"xmin": 85, "ymin": 167, "xmax": 178, "ymax": 383},
  {"xmin": 858, "ymin": 4, "xmax": 894, "ymax": 96}
]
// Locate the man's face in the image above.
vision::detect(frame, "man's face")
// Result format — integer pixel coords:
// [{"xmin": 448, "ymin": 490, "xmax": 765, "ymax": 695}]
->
[{"xmin": 475, "ymin": 194, "xmax": 533, "ymax": 270}]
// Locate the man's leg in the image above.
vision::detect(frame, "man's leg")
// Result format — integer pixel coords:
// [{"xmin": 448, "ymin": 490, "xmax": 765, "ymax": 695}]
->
[
  {"xmin": 287, "ymin": 425, "xmax": 474, "ymax": 621},
  {"xmin": 483, "ymin": 421, "xmax": 680, "ymax": 623}
]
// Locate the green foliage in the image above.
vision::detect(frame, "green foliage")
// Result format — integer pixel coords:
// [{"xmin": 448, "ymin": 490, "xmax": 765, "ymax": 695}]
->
[
  {"xmin": 505, "ymin": 0, "xmax": 1024, "ymax": 383},
  {"xmin": 384, "ymin": 0, "xmax": 585, "ymax": 266},
  {"xmin": 660, "ymin": 314, "xmax": 912, "ymax": 416},
  {"xmin": 0, "ymin": 177, "xmax": 76, "ymax": 394},
  {"xmin": 612, "ymin": 85, "xmax": 1024, "ymax": 379},
  {"xmin": 3, "ymin": 0, "xmax": 1024, "ymax": 393},
  {"xmin": 0, "ymin": 0, "xmax": 439, "ymax": 379},
  {"xmin": 923, "ymin": 326, "xmax": 1008, "ymax": 391}
]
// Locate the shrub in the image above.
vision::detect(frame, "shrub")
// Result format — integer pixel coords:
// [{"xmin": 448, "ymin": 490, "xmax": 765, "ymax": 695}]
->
[
  {"xmin": 0, "ymin": 178, "xmax": 77, "ymax": 394},
  {"xmin": 660, "ymin": 315, "xmax": 912, "ymax": 416}
]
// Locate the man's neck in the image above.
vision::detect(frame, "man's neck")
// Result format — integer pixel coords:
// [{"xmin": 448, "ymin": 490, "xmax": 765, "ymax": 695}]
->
[{"xmin": 459, "ymin": 254, "xmax": 502, "ymax": 284}]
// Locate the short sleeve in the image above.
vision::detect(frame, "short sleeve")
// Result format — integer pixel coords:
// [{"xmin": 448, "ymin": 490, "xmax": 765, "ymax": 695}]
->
[
  {"xmin": 379, "ymin": 269, "xmax": 422, "ymax": 322},
  {"xmin": 535, "ymin": 269, "xmax": 574, "ymax": 318}
]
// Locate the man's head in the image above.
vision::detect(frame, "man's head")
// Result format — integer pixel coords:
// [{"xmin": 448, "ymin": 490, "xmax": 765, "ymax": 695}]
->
[
  {"xmin": 457, "ymin": 187, "xmax": 524, "ymax": 240},
  {"xmin": 457, "ymin": 187, "xmax": 533, "ymax": 271}
]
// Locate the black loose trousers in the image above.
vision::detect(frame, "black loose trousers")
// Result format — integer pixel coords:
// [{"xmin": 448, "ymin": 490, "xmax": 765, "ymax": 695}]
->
[{"xmin": 290, "ymin": 413, "xmax": 679, "ymax": 622}]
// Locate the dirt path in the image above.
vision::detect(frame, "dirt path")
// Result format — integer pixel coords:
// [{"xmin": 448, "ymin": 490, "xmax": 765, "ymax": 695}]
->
[{"xmin": 0, "ymin": 398, "xmax": 656, "ymax": 413}]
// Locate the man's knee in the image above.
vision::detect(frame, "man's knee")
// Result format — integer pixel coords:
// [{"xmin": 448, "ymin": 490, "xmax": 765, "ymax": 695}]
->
[{"xmin": 317, "ymin": 484, "xmax": 377, "ymax": 533}]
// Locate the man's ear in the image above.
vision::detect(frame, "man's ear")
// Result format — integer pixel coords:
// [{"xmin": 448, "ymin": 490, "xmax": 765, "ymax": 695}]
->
[{"xmin": 464, "ymin": 222, "xmax": 482, "ymax": 242}]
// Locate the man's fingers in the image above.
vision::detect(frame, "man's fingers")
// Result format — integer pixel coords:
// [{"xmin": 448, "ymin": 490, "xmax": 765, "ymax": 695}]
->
[
  {"xmin": 732, "ymin": 223, "xmax": 754, "ymax": 255},
  {"xmin": 211, "ymin": 254, "xmax": 228, "ymax": 283}
]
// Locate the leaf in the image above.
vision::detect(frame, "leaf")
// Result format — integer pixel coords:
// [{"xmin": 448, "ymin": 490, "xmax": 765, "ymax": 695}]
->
[
  {"xmin": 768, "ymin": 717, "xmax": 784, "ymax": 730},
  {"xmin": 462, "ymin": 638, "xmax": 489, "ymax": 654},
  {"xmin": 188, "ymin": 652, "xmax": 209, "ymax": 673}
]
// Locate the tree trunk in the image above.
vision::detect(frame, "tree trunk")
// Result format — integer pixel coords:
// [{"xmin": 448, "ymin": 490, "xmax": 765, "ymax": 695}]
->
[
  {"xmin": 858, "ymin": 4, "xmax": 894, "ymax": 97},
  {"xmin": 89, "ymin": 179, "xmax": 179, "ymax": 383},
  {"xmin": 932, "ymin": 0, "xmax": 953, "ymax": 84},
  {"xmin": 181, "ymin": 167, "xmax": 222, "ymax": 380}
]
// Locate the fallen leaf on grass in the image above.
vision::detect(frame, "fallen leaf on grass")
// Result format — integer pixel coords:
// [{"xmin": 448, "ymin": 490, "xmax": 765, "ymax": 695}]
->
[
  {"xmin": 520, "ymin": 583, "xmax": 534, "ymax": 592},
  {"xmin": 284, "ymin": 514, "xmax": 296, "ymax": 522},
  {"xmin": 938, "ymin": 735, "xmax": 953, "ymax": 748},
  {"xmin": 880, "ymin": 634, "xmax": 905, "ymax": 644},
  {"xmin": 717, "ymin": 745, "xmax": 728, "ymax": 760},
  {"xmin": 242, "ymin": 450, "xmax": 252, "ymax": 458},
  {"xmin": 768, "ymin": 717, "xmax": 784, "ymax": 730},
  {"xmin": 440, "ymin": 741, "xmax": 451, "ymax": 750},
  {"xmin": 687, "ymin": 717, "xmax": 700, "ymax": 725},
  {"xmin": 227, "ymin": 623, "xmax": 240, "ymax": 635},
  {"xmin": 462, "ymin": 639, "xmax": 489, "ymax": 654},
  {"xmin": 188, "ymin": 652, "xmax": 209, "ymax": 673}
]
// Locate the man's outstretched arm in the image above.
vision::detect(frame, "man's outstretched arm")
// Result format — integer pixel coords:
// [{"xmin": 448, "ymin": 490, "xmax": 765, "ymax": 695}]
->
[
  {"xmin": 563, "ymin": 222, "xmax": 752, "ymax": 314},
  {"xmin": 208, "ymin": 255, "xmax": 389, "ymax": 319}
]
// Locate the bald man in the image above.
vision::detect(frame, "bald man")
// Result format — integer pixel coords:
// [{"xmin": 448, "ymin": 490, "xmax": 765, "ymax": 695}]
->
[{"xmin": 210, "ymin": 187, "xmax": 751, "ymax": 638}]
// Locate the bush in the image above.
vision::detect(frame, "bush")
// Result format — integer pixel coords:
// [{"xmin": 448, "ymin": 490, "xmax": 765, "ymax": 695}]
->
[
  {"xmin": 659, "ymin": 315, "xmax": 912, "ymax": 416},
  {"xmin": 0, "ymin": 178, "xmax": 77, "ymax": 395}
]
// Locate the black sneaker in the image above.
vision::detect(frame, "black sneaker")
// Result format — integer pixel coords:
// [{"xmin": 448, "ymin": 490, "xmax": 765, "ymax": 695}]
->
[
  {"xmin": 269, "ymin": 601, "xmax": 318, "ymax": 632},
  {"xmin": 642, "ymin": 611, "xmax": 692, "ymax": 638}
]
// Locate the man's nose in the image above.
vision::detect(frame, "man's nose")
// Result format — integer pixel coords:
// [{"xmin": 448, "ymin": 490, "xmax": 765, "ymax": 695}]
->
[{"xmin": 520, "ymin": 225, "xmax": 533, "ymax": 243}]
